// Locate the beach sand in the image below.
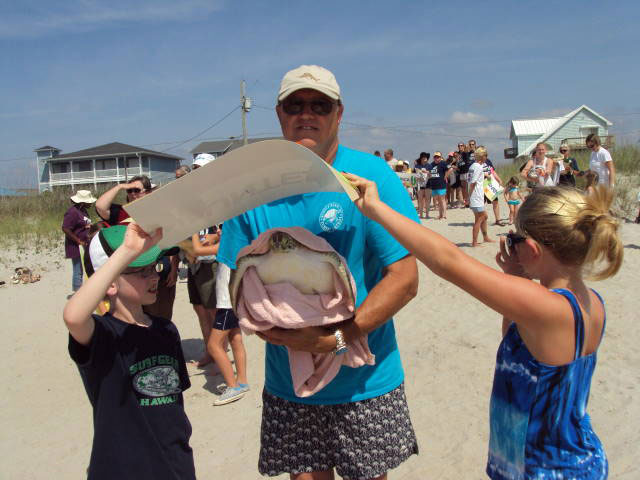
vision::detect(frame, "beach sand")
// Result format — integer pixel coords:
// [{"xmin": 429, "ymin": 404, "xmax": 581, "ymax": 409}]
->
[{"xmin": 2, "ymin": 201, "xmax": 639, "ymax": 479}]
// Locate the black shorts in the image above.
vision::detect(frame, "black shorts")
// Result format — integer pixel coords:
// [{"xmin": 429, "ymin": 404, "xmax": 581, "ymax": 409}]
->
[
  {"xmin": 213, "ymin": 308, "xmax": 239, "ymax": 330},
  {"xmin": 187, "ymin": 262, "xmax": 217, "ymax": 308},
  {"xmin": 451, "ymin": 179, "xmax": 461, "ymax": 189},
  {"xmin": 258, "ymin": 383, "xmax": 418, "ymax": 479}
]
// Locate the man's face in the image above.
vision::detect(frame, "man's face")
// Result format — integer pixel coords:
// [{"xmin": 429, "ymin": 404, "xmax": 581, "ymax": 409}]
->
[
  {"xmin": 586, "ymin": 140, "xmax": 597, "ymax": 151},
  {"xmin": 468, "ymin": 140, "xmax": 476, "ymax": 151},
  {"xmin": 383, "ymin": 151, "xmax": 392, "ymax": 161},
  {"xmin": 276, "ymin": 89, "xmax": 343, "ymax": 158}
]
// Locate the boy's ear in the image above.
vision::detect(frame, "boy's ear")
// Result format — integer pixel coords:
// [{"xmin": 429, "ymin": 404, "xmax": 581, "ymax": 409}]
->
[{"xmin": 106, "ymin": 281, "xmax": 118, "ymax": 297}]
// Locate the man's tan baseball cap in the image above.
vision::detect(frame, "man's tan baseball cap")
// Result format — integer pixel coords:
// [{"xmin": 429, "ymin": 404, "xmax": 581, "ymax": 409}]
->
[{"xmin": 278, "ymin": 65, "xmax": 341, "ymax": 102}]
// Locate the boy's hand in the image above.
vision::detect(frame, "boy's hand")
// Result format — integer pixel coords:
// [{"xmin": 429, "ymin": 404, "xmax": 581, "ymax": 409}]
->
[
  {"xmin": 343, "ymin": 172, "xmax": 384, "ymax": 218},
  {"xmin": 122, "ymin": 223, "xmax": 162, "ymax": 256}
]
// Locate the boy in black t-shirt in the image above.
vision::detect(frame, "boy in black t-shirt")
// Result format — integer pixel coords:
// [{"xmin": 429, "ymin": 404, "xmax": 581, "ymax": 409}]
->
[{"xmin": 63, "ymin": 223, "xmax": 195, "ymax": 480}]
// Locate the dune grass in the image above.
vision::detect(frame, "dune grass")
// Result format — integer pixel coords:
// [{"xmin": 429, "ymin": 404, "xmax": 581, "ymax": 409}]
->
[{"xmin": 1, "ymin": 145, "xmax": 638, "ymax": 247}]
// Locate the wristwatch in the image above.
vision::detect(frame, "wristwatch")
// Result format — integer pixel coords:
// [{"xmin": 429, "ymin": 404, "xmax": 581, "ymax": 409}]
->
[{"xmin": 333, "ymin": 329, "xmax": 348, "ymax": 356}]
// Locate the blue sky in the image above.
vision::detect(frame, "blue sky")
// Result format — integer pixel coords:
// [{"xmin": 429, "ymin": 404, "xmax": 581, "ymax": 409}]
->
[{"xmin": 1, "ymin": 0, "xmax": 639, "ymax": 188}]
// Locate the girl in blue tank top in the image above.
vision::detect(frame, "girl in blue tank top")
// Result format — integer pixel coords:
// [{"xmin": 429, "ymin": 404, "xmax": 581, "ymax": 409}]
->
[{"xmin": 345, "ymin": 174, "xmax": 623, "ymax": 480}]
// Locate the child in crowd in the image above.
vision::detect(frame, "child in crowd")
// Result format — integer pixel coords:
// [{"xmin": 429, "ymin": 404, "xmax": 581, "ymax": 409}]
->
[
  {"xmin": 63, "ymin": 223, "xmax": 195, "ymax": 480},
  {"xmin": 504, "ymin": 177, "xmax": 524, "ymax": 225},
  {"xmin": 585, "ymin": 171, "xmax": 599, "ymax": 196},
  {"xmin": 345, "ymin": 172, "xmax": 621, "ymax": 480},
  {"xmin": 208, "ymin": 258, "xmax": 249, "ymax": 406},
  {"xmin": 467, "ymin": 147, "xmax": 494, "ymax": 246}
]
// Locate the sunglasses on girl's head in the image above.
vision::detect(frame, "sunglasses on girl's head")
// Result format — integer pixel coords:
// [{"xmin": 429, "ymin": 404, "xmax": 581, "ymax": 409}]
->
[
  {"xmin": 126, "ymin": 188, "xmax": 143, "ymax": 194},
  {"xmin": 280, "ymin": 98, "xmax": 338, "ymax": 116},
  {"xmin": 122, "ymin": 262, "xmax": 163, "ymax": 278}
]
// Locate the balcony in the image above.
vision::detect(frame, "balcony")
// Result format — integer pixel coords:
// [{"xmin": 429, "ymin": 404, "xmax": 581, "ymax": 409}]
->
[
  {"xmin": 46, "ymin": 167, "xmax": 146, "ymax": 186},
  {"xmin": 562, "ymin": 135, "xmax": 615, "ymax": 151}
]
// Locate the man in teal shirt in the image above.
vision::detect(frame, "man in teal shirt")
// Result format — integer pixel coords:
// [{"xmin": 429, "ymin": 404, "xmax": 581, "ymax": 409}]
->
[{"xmin": 217, "ymin": 65, "xmax": 419, "ymax": 480}]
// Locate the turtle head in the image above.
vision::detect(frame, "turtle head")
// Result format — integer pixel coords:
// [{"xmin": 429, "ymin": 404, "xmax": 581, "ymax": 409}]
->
[{"xmin": 269, "ymin": 231, "xmax": 297, "ymax": 252}]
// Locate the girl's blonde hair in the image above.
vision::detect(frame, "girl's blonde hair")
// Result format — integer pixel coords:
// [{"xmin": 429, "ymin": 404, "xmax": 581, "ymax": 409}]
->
[
  {"xmin": 515, "ymin": 185, "xmax": 623, "ymax": 280},
  {"xmin": 474, "ymin": 146, "xmax": 488, "ymax": 158}
]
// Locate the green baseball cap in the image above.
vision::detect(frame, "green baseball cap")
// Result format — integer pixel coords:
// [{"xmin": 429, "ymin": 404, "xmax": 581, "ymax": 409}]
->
[{"xmin": 85, "ymin": 225, "xmax": 178, "ymax": 276}]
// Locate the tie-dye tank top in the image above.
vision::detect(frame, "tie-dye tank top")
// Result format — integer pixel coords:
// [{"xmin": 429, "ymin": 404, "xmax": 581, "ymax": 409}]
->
[{"xmin": 486, "ymin": 288, "xmax": 608, "ymax": 479}]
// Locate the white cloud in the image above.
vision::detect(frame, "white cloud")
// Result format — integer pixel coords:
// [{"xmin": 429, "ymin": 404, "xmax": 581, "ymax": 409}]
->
[
  {"xmin": 449, "ymin": 111, "xmax": 488, "ymax": 124},
  {"xmin": 0, "ymin": 0, "xmax": 224, "ymax": 38}
]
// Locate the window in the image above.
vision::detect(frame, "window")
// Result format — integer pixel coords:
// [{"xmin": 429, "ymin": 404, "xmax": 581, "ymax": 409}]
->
[
  {"xmin": 74, "ymin": 160, "xmax": 92, "ymax": 172},
  {"xmin": 51, "ymin": 162, "xmax": 69, "ymax": 173}
]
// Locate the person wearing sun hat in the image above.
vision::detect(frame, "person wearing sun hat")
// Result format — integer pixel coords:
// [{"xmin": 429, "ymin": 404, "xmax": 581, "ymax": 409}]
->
[
  {"xmin": 63, "ymin": 223, "xmax": 195, "ymax": 480},
  {"xmin": 62, "ymin": 190, "xmax": 97, "ymax": 295}
]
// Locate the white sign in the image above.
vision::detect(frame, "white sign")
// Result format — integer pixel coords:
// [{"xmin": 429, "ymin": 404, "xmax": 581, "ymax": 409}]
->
[{"xmin": 125, "ymin": 140, "xmax": 359, "ymax": 248}]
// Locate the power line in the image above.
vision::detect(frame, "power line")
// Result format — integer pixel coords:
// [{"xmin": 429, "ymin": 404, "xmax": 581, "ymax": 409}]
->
[{"xmin": 161, "ymin": 106, "xmax": 241, "ymax": 152}]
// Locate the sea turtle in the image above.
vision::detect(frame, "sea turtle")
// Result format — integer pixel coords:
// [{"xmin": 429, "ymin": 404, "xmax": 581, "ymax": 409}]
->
[{"xmin": 229, "ymin": 230, "xmax": 355, "ymax": 311}]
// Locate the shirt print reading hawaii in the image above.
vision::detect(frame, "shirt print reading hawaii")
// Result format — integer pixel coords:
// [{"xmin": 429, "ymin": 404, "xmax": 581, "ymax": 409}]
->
[{"xmin": 130, "ymin": 354, "xmax": 183, "ymax": 407}]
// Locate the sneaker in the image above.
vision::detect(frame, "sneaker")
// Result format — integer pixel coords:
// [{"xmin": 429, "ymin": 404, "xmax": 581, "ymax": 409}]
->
[
  {"xmin": 214, "ymin": 387, "xmax": 246, "ymax": 406},
  {"xmin": 238, "ymin": 383, "xmax": 250, "ymax": 393}
]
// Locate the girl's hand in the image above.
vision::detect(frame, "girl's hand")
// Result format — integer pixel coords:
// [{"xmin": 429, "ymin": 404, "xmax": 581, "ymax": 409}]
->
[
  {"xmin": 122, "ymin": 223, "xmax": 162, "ymax": 256},
  {"xmin": 496, "ymin": 233, "xmax": 530, "ymax": 279},
  {"xmin": 342, "ymin": 172, "xmax": 384, "ymax": 218}
]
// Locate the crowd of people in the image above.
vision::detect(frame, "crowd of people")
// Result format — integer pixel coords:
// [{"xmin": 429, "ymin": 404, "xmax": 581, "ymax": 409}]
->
[
  {"xmin": 373, "ymin": 132, "xmax": 618, "ymax": 248},
  {"xmin": 61, "ymin": 64, "xmax": 622, "ymax": 480}
]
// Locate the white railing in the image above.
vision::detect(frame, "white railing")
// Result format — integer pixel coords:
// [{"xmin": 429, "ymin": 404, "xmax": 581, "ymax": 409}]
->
[{"xmin": 48, "ymin": 167, "xmax": 147, "ymax": 185}]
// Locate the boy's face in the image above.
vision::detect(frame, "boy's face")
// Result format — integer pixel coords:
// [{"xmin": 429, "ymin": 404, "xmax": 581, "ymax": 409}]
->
[{"xmin": 117, "ymin": 264, "xmax": 160, "ymax": 305}]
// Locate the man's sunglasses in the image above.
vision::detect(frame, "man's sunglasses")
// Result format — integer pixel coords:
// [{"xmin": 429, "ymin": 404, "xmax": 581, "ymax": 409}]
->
[
  {"xmin": 280, "ymin": 98, "xmax": 339, "ymax": 116},
  {"xmin": 506, "ymin": 232, "xmax": 526, "ymax": 253},
  {"xmin": 122, "ymin": 262, "xmax": 163, "ymax": 278},
  {"xmin": 126, "ymin": 188, "xmax": 144, "ymax": 194}
]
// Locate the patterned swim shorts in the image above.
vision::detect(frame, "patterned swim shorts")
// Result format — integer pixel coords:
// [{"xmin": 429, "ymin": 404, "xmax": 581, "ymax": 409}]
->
[{"xmin": 258, "ymin": 383, "xmax": 418, "ymax": 479}]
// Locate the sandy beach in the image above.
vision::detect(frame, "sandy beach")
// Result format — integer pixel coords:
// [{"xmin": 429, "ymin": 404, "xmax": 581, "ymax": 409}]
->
[{"xmin": 2, "ymin": 200, "xmax": 639, "ymax": 479}]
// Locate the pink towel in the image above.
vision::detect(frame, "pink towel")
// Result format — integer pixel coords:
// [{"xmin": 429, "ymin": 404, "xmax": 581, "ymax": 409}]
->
[{"xmin": 233, "ymin": 227, "xmax": 375, "ymax": 397}]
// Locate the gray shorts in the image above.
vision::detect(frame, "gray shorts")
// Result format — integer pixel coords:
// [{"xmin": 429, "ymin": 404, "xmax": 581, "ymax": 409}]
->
[
  {"xmin": 258, "ymin": 383, "xmax": 418, "ymax": 479},
  {"xmin": 470, "ymin": 205, "xmax": 485, "ymax": 213}
]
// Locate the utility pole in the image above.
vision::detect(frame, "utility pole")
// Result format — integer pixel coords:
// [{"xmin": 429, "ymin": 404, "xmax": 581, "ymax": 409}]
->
[{"xmin": 241, "ymin": 80, "xmax": 251, "ymax": 145}]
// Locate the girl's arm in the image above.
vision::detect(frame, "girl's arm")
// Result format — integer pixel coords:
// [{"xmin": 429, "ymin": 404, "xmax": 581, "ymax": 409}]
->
[
  {"xmin": 191, "ymin": 232, "xmax": 219, "ymax": 256},
  {"xmin": 63, "ymin": 224, "xmax": 162, "ymax": 346},
  {"xmin": 344, "ymin": 173, "xmax": 571, "ymax": 332}
]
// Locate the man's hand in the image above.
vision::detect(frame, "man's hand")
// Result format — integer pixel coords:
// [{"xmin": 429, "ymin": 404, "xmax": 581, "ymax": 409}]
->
[{"xmin": 257, "ymin": 326, "xmax": 337, "ymax": 354}]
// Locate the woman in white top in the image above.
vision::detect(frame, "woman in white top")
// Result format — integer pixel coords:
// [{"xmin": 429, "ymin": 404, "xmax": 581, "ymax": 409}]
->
[{"xmin": 521, "ymin": 142, "xmax": 558, "ymax": 187}]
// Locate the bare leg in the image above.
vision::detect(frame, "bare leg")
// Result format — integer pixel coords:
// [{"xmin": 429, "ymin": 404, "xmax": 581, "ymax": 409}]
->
[
  {"xmin": 492, "ymin": 199, "xmax": 501, "ymax": 225},
  {"xmin": 229, "ymin": 329, "xmax": 247, "ymax": 385},
  {"xmin": 207, "ymin": 329, "xmax": 236, "ymax": 387},
  {"xmin": 424, "ymin": 190, "xmax": 432, "ymax": 218},
  {"xmin": 192, "ymin": 304, "xmax": 214, "ymax": 367},
  {"xmin": 472, "ymin": 211, "xmax": 482, "ymax": 246},
  {"xmin": 482, "ymin": 212, "xmax": 494, "ymax": 242},
  {"xmin": 461, "ymin": 180, "xmax": 469, "ymax": 206}
]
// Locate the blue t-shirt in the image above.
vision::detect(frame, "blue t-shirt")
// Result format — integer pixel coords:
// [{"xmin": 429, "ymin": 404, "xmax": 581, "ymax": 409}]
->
[{"xmin": 217, "ymin": 144, "xmax": 419, "ymax": 404}]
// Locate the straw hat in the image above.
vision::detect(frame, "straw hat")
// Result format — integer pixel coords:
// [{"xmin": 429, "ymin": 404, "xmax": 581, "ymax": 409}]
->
[{"xmin": 70, "ymin": 190, "xmax": 97, "ymax": 204}]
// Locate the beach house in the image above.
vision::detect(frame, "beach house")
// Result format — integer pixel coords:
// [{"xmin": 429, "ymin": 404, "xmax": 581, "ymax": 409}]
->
[
  {"xmin": 507, "ymin": 105, "xmax": 613, "ymax": 160},
  {"xmin": 191, "ymin": 137, "xmax": 282, "ymax": 160},
  {"xmin": 35, "ymin": 142, "xmax": 182, "ymax": 193}
]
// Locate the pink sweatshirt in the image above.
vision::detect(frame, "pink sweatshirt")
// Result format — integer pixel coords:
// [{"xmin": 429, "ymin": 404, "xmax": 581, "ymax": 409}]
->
[{"xmin": 233, "ymin": 227, "xmax": 375, "ymax": 397}]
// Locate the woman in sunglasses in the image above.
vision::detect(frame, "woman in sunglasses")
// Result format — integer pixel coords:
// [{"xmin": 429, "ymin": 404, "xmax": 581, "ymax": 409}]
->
[
  {"xmin": 96, "ymin": 175, "xmax": 152, "ymax": 226},
  {"xmin": 557, "ymin": 145, "xmax": 581, "ymax": 187},
  {"xmin": 344, "ymin": 172, "xmax": 622, "ymax": 480}
]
